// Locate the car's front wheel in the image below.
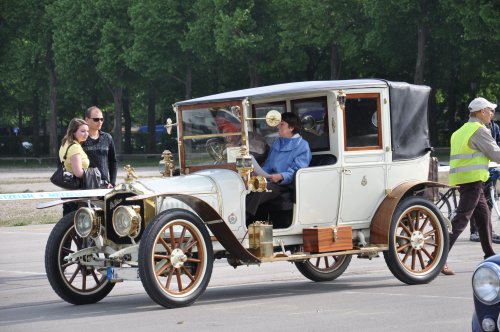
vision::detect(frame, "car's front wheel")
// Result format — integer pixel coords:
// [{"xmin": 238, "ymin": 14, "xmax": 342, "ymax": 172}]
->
[
  {"xmin": 138, "ymin": 209, "xmax": 213, "ymax": 308},
  {"xmin": 44, "ymin": 212, "xmax": 114, "ymax": 304}
]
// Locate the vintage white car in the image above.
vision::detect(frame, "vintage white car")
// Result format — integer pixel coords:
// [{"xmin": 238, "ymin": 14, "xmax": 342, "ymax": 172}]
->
[{"xmin": 37, "ymin": 79, "xmax": 448, "ymax": 308}]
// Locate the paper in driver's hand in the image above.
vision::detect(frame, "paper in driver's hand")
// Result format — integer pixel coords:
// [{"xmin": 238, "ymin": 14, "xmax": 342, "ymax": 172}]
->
[{"xmin": 251, "ymin": 155, "xmax": 270, "ymax": 178}]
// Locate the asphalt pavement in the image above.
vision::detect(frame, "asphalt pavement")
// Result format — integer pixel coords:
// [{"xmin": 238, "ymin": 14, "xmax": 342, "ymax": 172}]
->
[
  {"xmin": 0, "ymin": 222, "xmax": 489, "ymax": 332},
  {"xmin": 0, "ymin": 166, "xmax": 495, "ymax": 331}
]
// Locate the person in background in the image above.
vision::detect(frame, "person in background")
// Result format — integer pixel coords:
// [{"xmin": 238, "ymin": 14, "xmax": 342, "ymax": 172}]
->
[
  {"xmin": 246, "ymin": 112, "xmax": 311, "ymax": 222},
  {"xmin": 83, "ymin": 106, "xmax": 117, "ymax": 188},
  {"xmin": 470, "ymin": 109, "xmax": 500, "ymax": 243},
  {"xmin": 443, "ymin": 97, "xmax": 499, "ymax": 276},
  {"xmin": 60, "ymin": 118, "xmax": 89, "ymax": 215}
]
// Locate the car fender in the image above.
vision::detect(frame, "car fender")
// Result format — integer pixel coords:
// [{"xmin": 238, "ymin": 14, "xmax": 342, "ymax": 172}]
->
[
  {"xmin": 370, "ymin": 180, "xmax": 446, "ymax": 244},
  {"xmin": 127, "ymin": 192, "xmax": 260, "ymax": 264}
]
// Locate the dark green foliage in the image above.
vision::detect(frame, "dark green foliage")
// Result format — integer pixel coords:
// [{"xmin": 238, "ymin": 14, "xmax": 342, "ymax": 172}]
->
[{"xmin": 0, "ymin": 0, "xmax": 497, "ymax": 155}]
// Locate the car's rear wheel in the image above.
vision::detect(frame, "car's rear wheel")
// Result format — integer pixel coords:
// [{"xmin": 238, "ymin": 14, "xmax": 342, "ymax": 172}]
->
[
  {"xmin": 383, "ymin": 196, "xmax": 448, "ymax": 284},
  {"xmin": 295, "ymin": 254, "xmax": 352, "ymax": 282},
  {"xmin": 44, "ymin": 212, "xmax": 114, "ymax": 304},
  {"xmin": 138, "ymin": 209, "xmax": 213, "ymax": 308}
]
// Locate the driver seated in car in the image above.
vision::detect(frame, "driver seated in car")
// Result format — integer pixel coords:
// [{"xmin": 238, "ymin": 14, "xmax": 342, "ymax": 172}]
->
[
  {"xmin": 215, "ymin": 115, "xmax": 240, "ymax": 147},
  {"xmin": 246, "ymin": 112, "xmax": 311, "ymax": 222}
]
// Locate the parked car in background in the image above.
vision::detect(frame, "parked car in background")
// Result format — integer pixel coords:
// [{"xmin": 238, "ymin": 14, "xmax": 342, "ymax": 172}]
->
[
  {"xmin": 134, "ymin": 124, "xmax": 177, "ymax": 153},
  {"xmin": 21, "ymin": 141, "xmax": 33, "ymax": 154},
  {"xmin": 472, "ymin": 255, "xmax": 500, "ymax": 331}
]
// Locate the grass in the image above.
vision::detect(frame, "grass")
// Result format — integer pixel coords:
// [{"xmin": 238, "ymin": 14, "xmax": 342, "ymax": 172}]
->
[
  {"xmin": 0, "ymin": 156, "xmax": 163, "ymax": 168},
  {"xmin": 0, "ymin": 207, "xmax": 61, "ymax": 227},
  {"xmin": 12, "ymin": 222, "xmax": 29, "ymax": 226},
  {"xmin": 432, "ymin": 148, "xmax": 450, "ymax": 165}
]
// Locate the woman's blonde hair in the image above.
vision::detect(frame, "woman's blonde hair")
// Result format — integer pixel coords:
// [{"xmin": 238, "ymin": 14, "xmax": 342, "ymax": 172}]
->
[{"xmin": 61, "ymin": 118, "xmax": 87, "ymax": 146}]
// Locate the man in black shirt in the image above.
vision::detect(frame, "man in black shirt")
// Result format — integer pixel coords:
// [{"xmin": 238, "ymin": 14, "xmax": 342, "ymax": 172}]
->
[{"xmin": 83, "ymin": 106, "xmax": 117, "ymax": 188}]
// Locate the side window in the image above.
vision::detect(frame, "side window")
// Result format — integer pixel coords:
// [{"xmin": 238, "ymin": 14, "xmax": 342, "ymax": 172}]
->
[
  {"xmin": 344, "ymin": 93, "xmax": 382, "ymax": 150},
  {"xmin": 292, "ymin": 97, "xmax": 329, "ymax": 152}
]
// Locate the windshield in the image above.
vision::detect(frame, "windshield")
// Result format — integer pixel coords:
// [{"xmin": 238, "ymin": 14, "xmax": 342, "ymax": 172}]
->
[{"xmin": 180, "ymin": 103, "xmax": 244, "ymax": 170}]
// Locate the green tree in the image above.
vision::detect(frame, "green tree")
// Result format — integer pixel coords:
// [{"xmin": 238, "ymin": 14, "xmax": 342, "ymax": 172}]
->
[
  {"xmin": 275, "ymin": 0, "xmax": 365, "ymax": 81},
  {"xmin": 212, "ymin": 0, "xmax": 280, "ymax": 87},
  {"xmin": 48, "ymin": 0, "xmax": 106, "ymax": 156},
  {"xmin": 0, "ymin": 0, "xmax": 55, "ymax": 156},
  {"xmin": 127, "ymin": 0, "xmax": 182, "ymax": 153},
  {"xmin": 94, "ymin": 0, "xmax": 135, "ymax": 154}
]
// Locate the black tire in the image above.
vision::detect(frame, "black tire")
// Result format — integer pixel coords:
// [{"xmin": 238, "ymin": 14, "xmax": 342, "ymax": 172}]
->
[
  {"xmin": 44, "ymin": 212, "xmax": 114, "ymax": 305},
  {"xmin": 383, "ymin": 196, "xmax": 449, "ymax": 285},
  {"xmin": 138, "ymin": 209, "xmax": 213, "ymax": 308},
  {"xmin": 295, "ymin": 255, "xmax": 352, "ymax": 282}
]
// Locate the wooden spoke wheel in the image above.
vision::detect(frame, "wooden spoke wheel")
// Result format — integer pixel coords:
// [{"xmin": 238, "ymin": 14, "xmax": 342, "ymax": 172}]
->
[
  {"xmin": 44, "ymin": 212, "xmax": 114, "ymax": 305},
  {"xmin": 295, "ymin": 254, "xmax": 352, "ymax": 282},
  {"xmin": 139, "ymin": 209, "xmax": 213, "ymax": 308},
  {"xmin": 383, "ymin": 196, "xmax": 449, "ymax": 285}
]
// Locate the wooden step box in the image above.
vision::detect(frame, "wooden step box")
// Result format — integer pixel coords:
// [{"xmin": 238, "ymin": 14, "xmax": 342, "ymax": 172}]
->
[{"xmin": 303, "ymin": 225, "xmax": 353, "ymax": 253}]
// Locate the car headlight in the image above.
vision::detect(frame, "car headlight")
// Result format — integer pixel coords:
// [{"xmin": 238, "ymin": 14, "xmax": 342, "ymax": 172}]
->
[
  {"xmin": 74, "ymin": 207, "xmax": 101, "ymax": 238},
  {"xmin": 112, "ymin": 205, "xmax": 142, "ymax": 238},
  {"xmin": 472, "ymin": 261, "xmax": 500, "ymax": 305}
]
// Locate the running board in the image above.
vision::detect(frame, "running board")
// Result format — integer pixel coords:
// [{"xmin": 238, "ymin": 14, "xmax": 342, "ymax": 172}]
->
[{"xmin": 258, "ymin": 245, "xmax": 388, "ymax": 263}]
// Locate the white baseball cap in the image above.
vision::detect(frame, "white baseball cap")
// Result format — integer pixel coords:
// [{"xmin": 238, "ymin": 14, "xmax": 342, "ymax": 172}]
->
[{"xmin": 468, "ymin": 97, "xmax": 497, "ymax": 113}]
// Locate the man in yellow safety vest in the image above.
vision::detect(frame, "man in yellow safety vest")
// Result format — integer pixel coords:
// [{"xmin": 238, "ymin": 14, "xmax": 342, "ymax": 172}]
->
[{"xmin": 443, "ymin": 97, "xmax": 499, "ymax": 275}]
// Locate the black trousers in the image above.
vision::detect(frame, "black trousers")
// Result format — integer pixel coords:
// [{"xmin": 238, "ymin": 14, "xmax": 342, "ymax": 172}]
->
[
  {"xmin": 449, "ymin": 181, "xmax": 495, "ymax": 259},
  {"xmin": 470, "ymin": 180, "xmax": 494, "ymax": 233},
  {"xmin": 246, "ymin": 182, "xmax": 289, "ymax": 218}
]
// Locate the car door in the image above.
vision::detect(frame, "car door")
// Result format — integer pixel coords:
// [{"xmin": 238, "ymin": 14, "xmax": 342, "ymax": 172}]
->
[
  {"xmin": 294, "ymin": 95, "xmax": 342, "ymax": 225},
  {"xmin": 338, "ymin": 90, "xmax": 389, "ymax": 228}
]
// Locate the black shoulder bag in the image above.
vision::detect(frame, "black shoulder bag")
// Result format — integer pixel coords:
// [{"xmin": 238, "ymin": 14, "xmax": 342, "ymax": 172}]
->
[{"xmin": 50, "ymin": 143, "xmax": 82, "ymax": 190}]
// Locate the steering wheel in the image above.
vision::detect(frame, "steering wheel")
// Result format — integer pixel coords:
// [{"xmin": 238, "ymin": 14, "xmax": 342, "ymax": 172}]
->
[{"xmin": 206, "ymin": 138, "xmax": 226, "ymax": 163}]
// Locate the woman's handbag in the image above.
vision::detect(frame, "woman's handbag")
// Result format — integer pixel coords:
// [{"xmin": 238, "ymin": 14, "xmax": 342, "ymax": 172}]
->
[{"xmin": 50, "ymin": 143, "xmax": 82, "ymax": 190}]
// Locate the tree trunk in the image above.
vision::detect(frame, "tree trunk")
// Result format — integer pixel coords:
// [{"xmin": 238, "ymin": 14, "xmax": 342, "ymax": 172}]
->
[
  {"xmin": 428, "ymin": 90, "xmax": 437, "ymax": 147},
  {"xmin": 112, "ymin": 87, "xmax": 123, "ymax": 155},
  {"xmin": 247, "ymin": 58, "xmax": 259, "ymax": 87},
  {"xmin": 32, "ymin": 93, "xmax": 40, "ymax": 156},
  {"xmin": 17, "ymin": 103, "xmax": 23, "ymax": 129},
  {"xmin": 330, "ymin": 43, "xmax": 341, "ymax": 80},
  {"xmin": 414, "ymin": 20, "xmax": 426, "ymax": 85},
  {"xmin": 47, "ymin": 57, "xmax": 58, "ymax": 158},
  {"xmin": 447, "ymin": 81, "xmax": 458, "ymax": 143},
  {"xmin": 122, "ymin": 88, "xmax": 132, "ymax": 154},
  {"xmin": 185, "ymin": 66, "xmax": 192, "ymax": 100},
  {"xmin": 147, "ymin": 85, "xmax": 156, "ymax": 153}
]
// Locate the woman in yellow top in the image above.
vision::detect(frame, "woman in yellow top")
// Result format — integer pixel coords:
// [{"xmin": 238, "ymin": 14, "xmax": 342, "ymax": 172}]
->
[{"xmin": 59, "ymin": 118, "xmax": 90, "ymax": 179}]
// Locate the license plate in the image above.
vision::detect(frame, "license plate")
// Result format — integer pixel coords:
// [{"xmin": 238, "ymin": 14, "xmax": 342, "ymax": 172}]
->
[{"xmin": 106, "ymin": 267, "xmax": 140, "ymax": 281}]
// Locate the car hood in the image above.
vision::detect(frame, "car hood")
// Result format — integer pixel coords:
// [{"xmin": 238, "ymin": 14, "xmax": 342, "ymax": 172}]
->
[{"xmin": 134, "ymin": 169, "xmax": 245, "ymax": 196}]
